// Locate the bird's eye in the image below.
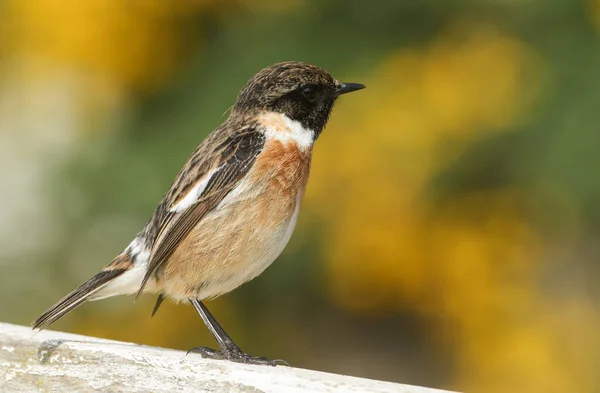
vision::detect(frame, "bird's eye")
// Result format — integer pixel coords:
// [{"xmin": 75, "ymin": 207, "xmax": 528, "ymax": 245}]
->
[{"xmin": 301, "ymin": 86, "xmax": 318, "ymax": 102}]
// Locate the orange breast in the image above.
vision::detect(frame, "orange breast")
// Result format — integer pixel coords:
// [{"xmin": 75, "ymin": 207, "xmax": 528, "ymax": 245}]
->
[{"xmin": 249, "ymin": 139, "xmax": 312, "ymax": 226}]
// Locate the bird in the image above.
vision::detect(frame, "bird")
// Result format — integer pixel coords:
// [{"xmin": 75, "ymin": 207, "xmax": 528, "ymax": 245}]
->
[{"xmin": 32, "ymin": 61, "xmax": 365, "ymax": 366}]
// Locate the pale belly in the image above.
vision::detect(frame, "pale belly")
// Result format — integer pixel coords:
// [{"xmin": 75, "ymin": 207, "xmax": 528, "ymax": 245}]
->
[{"xmin": 156, "ymin": 181, "xmax": 303, "ymax": 301}]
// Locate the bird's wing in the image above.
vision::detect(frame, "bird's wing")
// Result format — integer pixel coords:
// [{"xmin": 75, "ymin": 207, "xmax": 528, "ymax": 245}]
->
[{"xmin": 137, "ymin": 127, "xmax": 265, "ymax": 295}]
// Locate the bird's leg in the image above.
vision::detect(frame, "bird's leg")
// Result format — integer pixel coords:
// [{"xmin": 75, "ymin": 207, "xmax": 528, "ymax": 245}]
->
[{"xmin": 187, "ymin": 298, "xmax": 287, "ymax": 366}]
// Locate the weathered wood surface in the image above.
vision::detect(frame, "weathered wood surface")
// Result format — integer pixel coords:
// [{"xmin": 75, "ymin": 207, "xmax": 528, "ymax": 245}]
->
[{"xmin": 0, "ymin": 322, "xmax": 455, "ymax": 393}]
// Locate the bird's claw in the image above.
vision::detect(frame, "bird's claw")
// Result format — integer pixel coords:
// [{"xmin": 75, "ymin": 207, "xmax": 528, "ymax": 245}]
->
[{"xmin": 187, "ymin": 346, "xmax": 285, "ymax": 367}]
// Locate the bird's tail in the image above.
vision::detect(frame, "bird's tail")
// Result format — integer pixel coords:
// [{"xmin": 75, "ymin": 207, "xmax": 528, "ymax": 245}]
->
[{"xmin": 32, "ymin": 259, "xmax": 132, "ymax": 330}]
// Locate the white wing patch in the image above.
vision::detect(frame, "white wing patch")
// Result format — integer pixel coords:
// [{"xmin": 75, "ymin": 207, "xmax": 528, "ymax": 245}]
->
[
  {"xmin": 260, "ymin": 112, "xmax": 314, "ymax": 151},
  {"xmin": 169, "ymin": 167, "xmax": 219, "ymax": 213}
]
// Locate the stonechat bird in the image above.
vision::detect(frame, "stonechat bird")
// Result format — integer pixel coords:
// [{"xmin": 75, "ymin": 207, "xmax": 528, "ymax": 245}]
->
[{"xmin": 33, "ymin": 61, "xmax": 365, "ymax": 366}]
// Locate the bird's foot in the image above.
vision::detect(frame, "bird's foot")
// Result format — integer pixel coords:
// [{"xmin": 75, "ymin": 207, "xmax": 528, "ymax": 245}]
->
[{"xmin": 186, "ymin": 346, "xmax": 288, "ymax": 367}]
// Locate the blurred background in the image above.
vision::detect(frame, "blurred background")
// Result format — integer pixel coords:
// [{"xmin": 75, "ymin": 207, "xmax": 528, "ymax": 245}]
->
[{"xmin": 1, "ymin": 1, "xmax": 599, "ymax": 392}]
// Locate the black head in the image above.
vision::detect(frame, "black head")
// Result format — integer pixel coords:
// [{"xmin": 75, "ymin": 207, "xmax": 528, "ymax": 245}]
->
[{"xmin": 233, "ymin": 61, "xmax": 365, "ymax": 139}]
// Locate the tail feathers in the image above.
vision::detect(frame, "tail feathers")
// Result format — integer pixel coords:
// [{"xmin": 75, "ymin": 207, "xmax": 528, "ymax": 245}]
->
[{"xmin": 32, "ymin": 269, "xmax": 127, "ymax": 330}]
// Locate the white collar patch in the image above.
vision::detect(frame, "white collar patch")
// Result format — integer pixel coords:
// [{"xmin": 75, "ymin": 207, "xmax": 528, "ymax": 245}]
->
[{"xmin": 260, "ymin": 112, "xmax": 314, "ymax": 151}]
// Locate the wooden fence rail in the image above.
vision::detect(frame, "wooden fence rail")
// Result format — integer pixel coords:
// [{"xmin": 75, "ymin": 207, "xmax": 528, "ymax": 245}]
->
[{"xmin": 0, "ymin": 322, "xmax": 456, "ymax": 393}]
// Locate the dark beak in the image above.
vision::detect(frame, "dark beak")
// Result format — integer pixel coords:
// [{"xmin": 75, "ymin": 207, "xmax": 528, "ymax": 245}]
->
[{"xmin": 336, "ymin": 82, "xmax": 366, "ymax": 95}]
